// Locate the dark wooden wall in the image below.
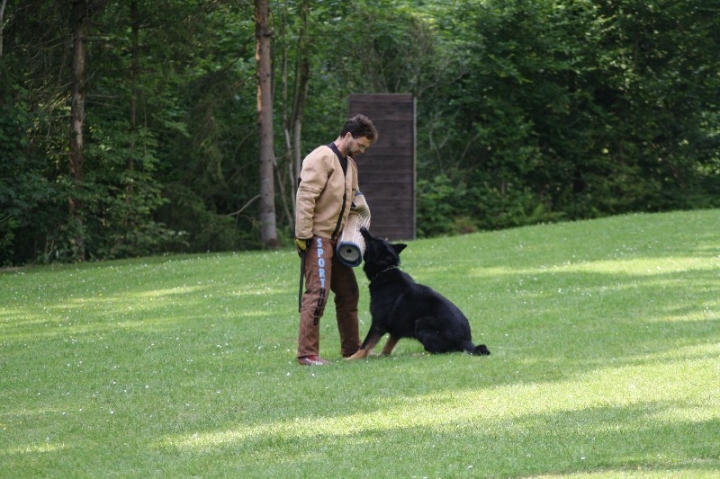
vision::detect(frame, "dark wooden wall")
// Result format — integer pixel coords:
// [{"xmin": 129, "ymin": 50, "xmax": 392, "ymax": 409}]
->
[{"xmin": 349, "ymin": 93, "xmax": 416, "ymax": 241}]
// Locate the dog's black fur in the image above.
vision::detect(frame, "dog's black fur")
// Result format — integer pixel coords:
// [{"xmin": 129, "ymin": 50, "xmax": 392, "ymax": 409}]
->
[{"xmin": 347, "ymin": 227, "xmax": 490, "ymax": 359}]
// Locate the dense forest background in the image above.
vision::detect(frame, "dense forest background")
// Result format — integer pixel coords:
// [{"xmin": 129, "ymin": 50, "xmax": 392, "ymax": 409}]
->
[{"xmin": 1, "ymin": 0, "xmax": 719, "ymax": 266}]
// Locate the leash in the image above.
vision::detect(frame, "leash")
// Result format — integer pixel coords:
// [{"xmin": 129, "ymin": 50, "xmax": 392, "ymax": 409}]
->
[{"xmin": 298, "ymin": 250, "xmax": 306, "ymax": 313}]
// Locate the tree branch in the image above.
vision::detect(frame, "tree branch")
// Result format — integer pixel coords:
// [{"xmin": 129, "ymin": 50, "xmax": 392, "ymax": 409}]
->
[{"xmin": 228, "ymin": 195, "xmax": 261, "ymax": 217}]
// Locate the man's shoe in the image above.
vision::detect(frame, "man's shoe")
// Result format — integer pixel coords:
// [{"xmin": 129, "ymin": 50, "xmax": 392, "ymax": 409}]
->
[{"xmin": 298, "ymin": 355, "xmax": 330, "ymax": 366}]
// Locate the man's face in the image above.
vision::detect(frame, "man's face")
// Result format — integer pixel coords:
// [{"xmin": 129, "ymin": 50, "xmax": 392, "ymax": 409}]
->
[{"xmin": 348, "ymin": 135, "xmax": 372, "ymax": 156}]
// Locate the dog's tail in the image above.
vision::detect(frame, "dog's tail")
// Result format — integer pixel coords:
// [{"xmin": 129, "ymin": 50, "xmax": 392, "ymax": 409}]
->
[
  {"xmin": 472, "ymin": 344, "xmax": 491, "ymax": 355},
  {"xmin": 464, "ymin": 341, "xmax": 490, "ymax": 356}
]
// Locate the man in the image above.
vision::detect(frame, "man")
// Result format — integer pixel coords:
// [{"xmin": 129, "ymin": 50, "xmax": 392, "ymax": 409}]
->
[{"xmin": 294, "ymin": 114, "xmax": 378, "ymax": 366}]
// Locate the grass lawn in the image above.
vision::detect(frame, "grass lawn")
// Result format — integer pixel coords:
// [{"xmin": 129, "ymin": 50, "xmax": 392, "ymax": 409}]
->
[{"xmin": 1, "ymin": 210, "xmax": 719, "ymax": 478}]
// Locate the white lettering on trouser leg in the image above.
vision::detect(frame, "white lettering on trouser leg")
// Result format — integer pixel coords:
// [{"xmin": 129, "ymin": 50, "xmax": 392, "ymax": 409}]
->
[{"xmin": 313, "ymin": 238, "xmax": 327, "ymax": 325}]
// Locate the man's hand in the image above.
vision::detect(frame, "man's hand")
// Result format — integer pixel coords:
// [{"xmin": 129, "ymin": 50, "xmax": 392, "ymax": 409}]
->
[{"xmin": 295, "ymin": 237, "xmax": 311, "ymax": 253}]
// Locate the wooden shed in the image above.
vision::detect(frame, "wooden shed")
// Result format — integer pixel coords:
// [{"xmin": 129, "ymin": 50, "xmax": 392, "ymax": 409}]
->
[{"xmin": 349, "ymin": 93, "xmax": 416, "ymax": 241}]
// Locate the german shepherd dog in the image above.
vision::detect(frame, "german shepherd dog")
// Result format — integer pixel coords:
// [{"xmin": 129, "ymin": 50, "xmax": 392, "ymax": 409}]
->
[{"xmin": 347, "ymin": 227, "xmax": 490, "ymax": 359}]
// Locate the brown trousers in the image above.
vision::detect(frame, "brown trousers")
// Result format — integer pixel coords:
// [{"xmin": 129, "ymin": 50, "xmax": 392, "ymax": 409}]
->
[{"xmin": 297, "ymin": 236, "xmax": 361, "ymax": 358}]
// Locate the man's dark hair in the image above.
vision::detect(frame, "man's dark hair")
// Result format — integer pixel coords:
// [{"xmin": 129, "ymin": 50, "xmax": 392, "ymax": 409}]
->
[{"xmin": 341, "ymin": 114, "xmax": 378, "ymax": 141}]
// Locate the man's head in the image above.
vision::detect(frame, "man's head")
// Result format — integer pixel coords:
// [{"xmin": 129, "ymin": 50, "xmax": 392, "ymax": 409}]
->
[
  {"xmin": 340, "ymin": 114, "xmax": 378, "ymax": 157},
  {"xmin": 341, "ymin": 114, "xmax": 378, "ymax": 142}
]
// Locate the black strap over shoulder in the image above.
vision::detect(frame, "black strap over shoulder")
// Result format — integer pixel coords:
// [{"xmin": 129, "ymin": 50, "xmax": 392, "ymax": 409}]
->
[
  {"xmin": 328, "ymin": 143, "xmax": 348, "ymax": 175},
  {"xmin": 327, "ymin": 143, "xmax": 348, "ymax": 242}
]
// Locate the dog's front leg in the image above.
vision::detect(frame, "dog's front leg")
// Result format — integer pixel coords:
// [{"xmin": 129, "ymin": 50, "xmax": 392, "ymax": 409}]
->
[
  {"xmin": 346, "ymin": 330, "xmax": 384, "ymax": 360},
  {"xmin": 381, "ymin": 335, "xmax": 400, "ymax": 356}
]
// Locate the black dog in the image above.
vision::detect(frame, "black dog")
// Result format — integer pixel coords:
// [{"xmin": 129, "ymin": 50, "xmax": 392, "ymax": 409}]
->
[{"xmin": 347, "ymin": 227, "xmax": 490, "ymax": 359}]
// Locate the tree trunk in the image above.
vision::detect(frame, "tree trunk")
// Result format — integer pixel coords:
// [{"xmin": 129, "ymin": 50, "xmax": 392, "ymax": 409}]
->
[
  {"xmin": 129, "ymin": 0, "xmax": 138, "ymax": 144},
  {"xmin": 0, "ymin": 0, "xmax": 7, "ymax": 58},
  {"xmin": 127, "ymin": 0, "xmax": 138, "ymax": 201},
  {"xmin": 292, "ymin": 0, "xmax": 312, "ymax": 214},
  {"xmin": 255, "ymin": 0, "xmax": 279, "ymax": 248},
  {"xmin": 279, "ymin": 0, "xmax": 312, "ymax": 227},
  {"xmin": 68, "ymin": 0, "xmax": 88, "ymax": 261}
]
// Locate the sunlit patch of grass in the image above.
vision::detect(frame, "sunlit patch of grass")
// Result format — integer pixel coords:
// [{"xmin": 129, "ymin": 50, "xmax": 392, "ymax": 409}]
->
[
  {"xmin": 162, "ymin": 341, "xmax": 718, "ymax": 455},
  {"xmin": 1, "ymin": 210, "xmax": 719, "ymax": 478},
  {"xmin": 530, "ymin": 468, "xmax": 720, "ymax": 479}
]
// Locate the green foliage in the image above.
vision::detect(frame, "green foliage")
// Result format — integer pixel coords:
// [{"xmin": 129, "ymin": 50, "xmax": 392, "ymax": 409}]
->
[
  {"xmin": 81, "ymin": 121, "xmax": 171, "ymax": 259},
  {"xmin": 1, "ymin": 0, "xmax": 261, "ymax": 265},
  {"xmin": 0, "ymin": 84, "xmax": 65, "ymax": 265},
  {"xmin": 158, "ymin": 183, "xmax": 262, "ymax": 253},
  {"xmin": 415, "ymin": 0, "xmax": 720, "ymax": 232},
  {"xmin": 416, "ymin": 175, "xmax": 461, "ymax": 237},
  {"xmin": 1, "ymin": 0, "xmax": 719, "ymax": 264},
  {"xmin": 1, "ymin": 210, "xmax": 719, "ymax": 477}
]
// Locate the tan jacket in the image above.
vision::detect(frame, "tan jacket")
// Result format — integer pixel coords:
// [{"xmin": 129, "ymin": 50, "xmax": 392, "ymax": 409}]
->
[{"xmin": 295, "ymin": 144, "xmax": 359, "ymax": 241}]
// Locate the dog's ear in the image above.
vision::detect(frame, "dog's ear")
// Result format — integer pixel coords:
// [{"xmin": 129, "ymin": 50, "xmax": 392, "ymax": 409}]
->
[{"xmin": 393, "ymin": 243, "xmax": 407, "ymax": 254}]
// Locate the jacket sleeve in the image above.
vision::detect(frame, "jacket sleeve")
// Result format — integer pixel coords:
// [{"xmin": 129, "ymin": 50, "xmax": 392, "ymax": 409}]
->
[{"xmin": 295, "ymin": 149, "xmax": 332, "ymax": 238}]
